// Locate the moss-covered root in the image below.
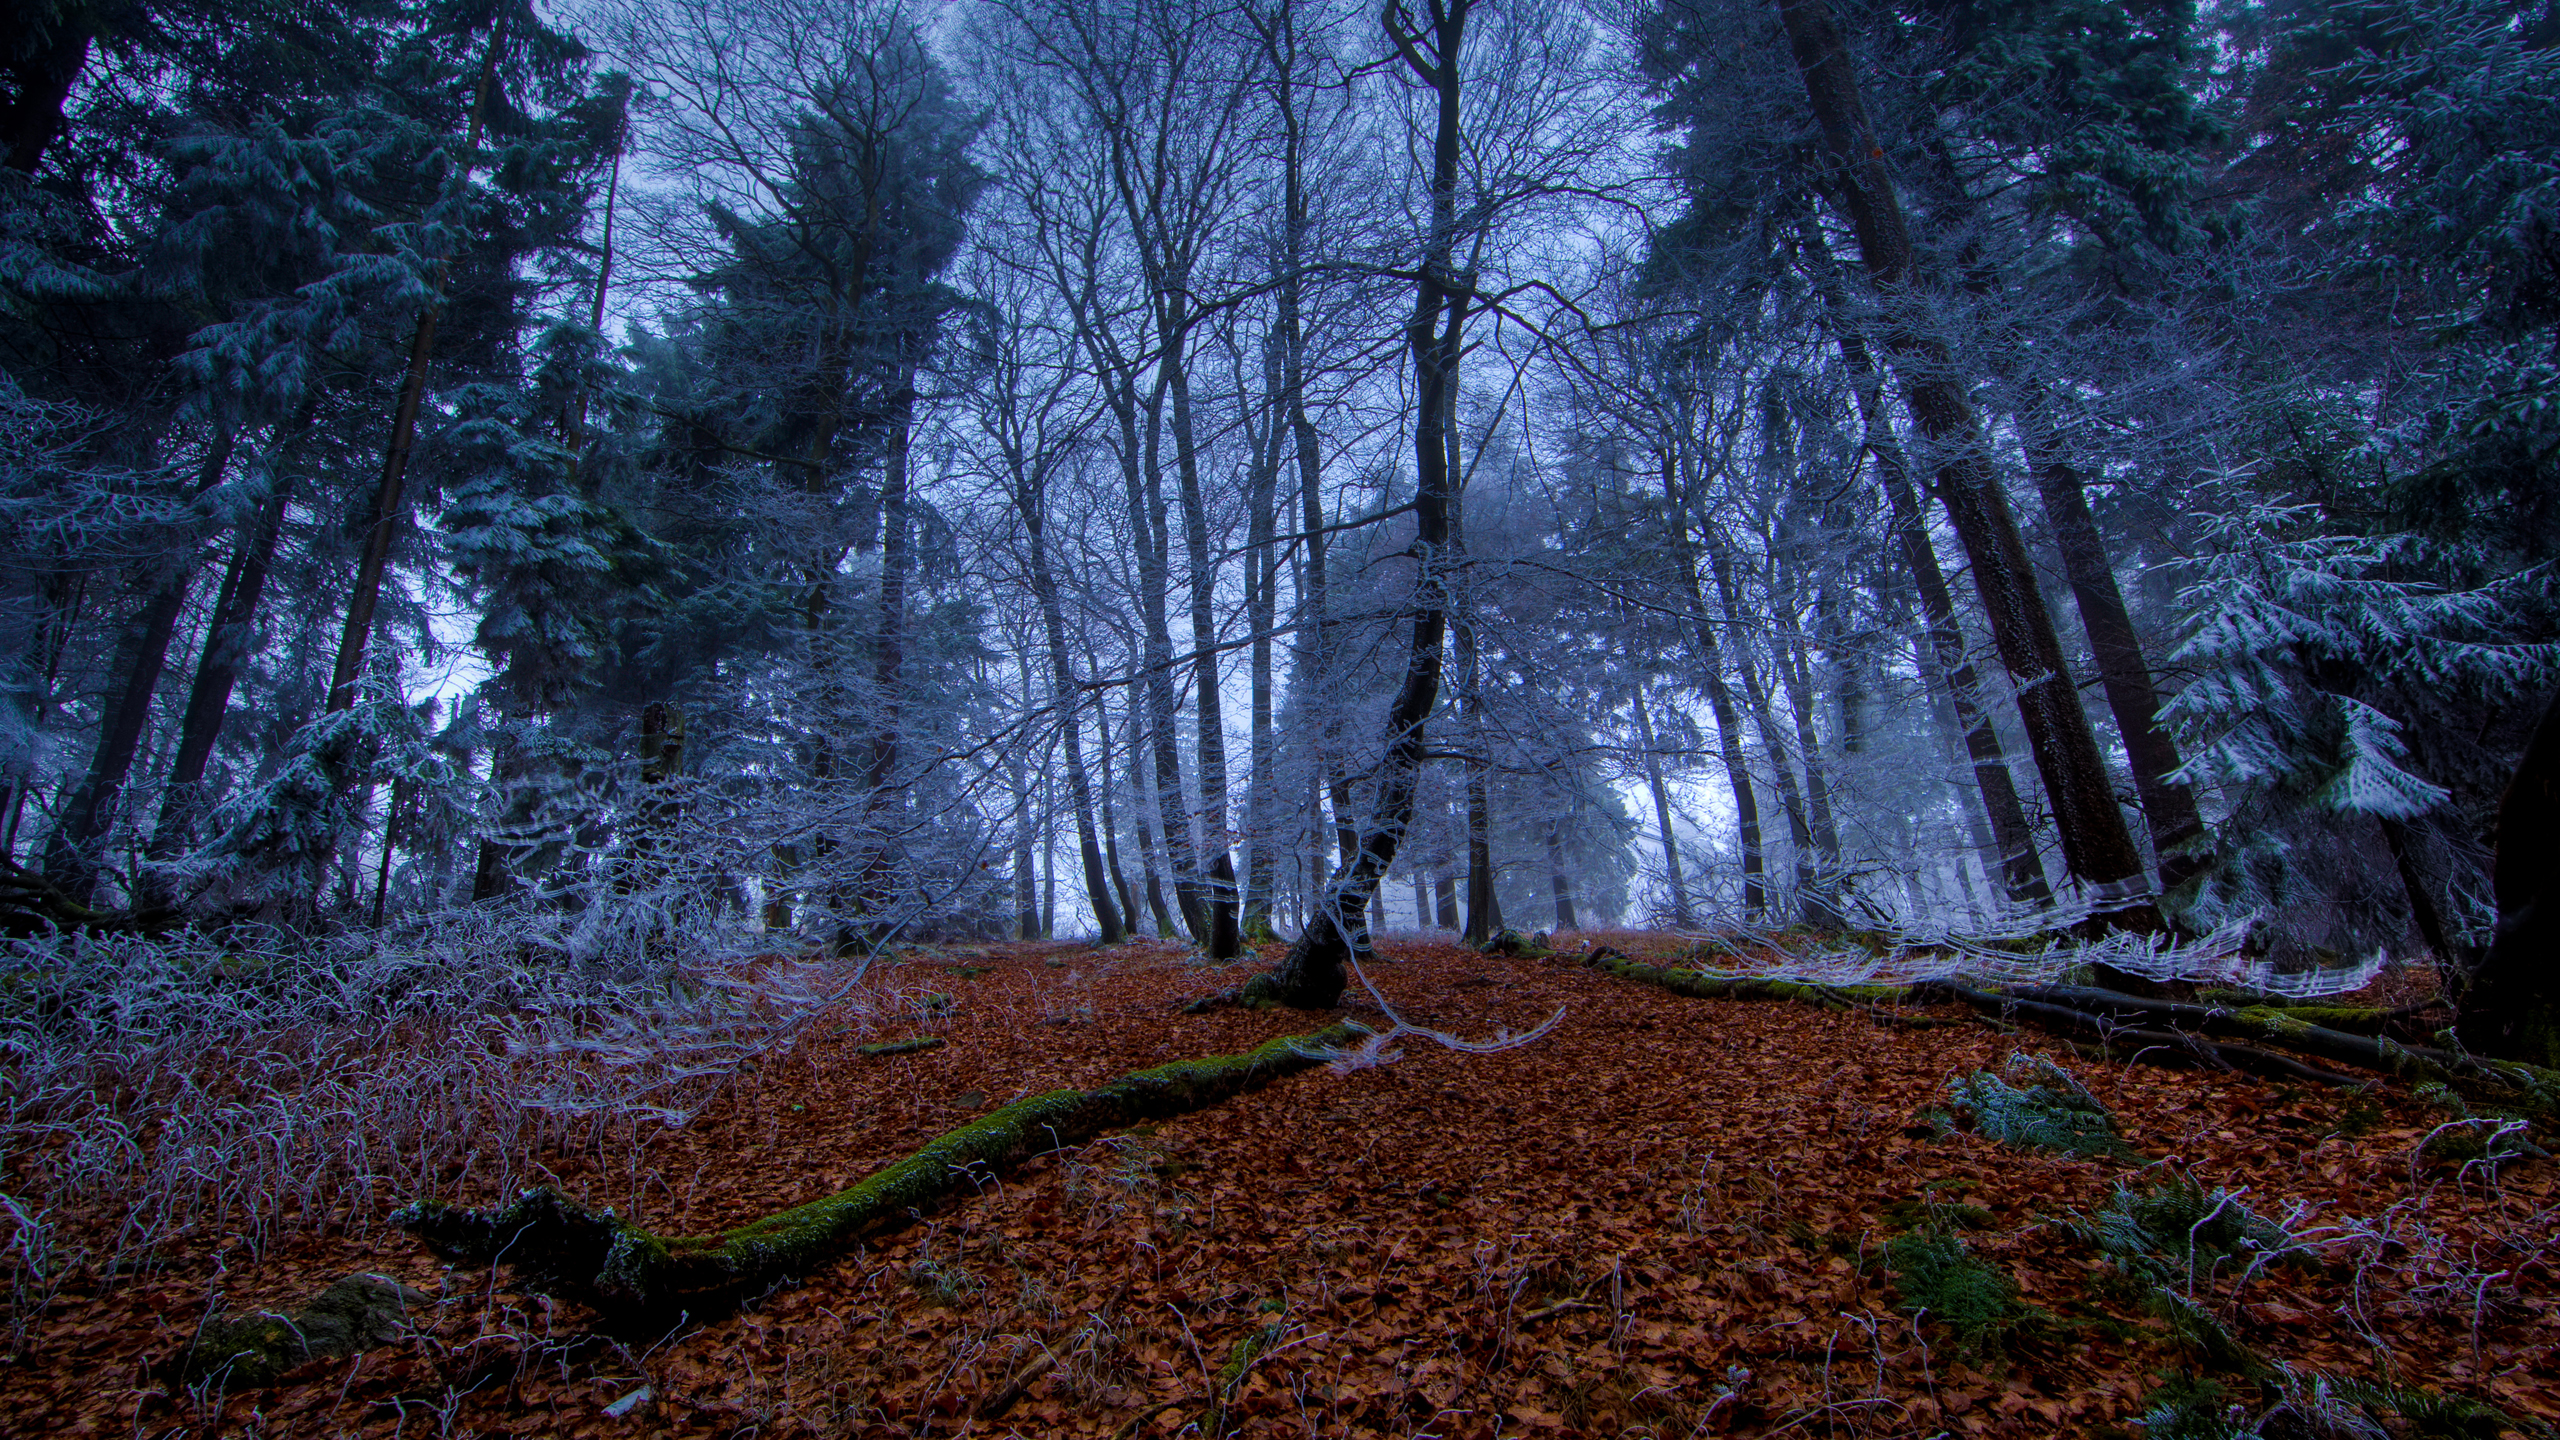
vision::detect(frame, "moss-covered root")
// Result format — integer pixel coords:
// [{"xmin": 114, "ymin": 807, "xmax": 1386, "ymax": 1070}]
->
[
  {"xmin": 394, "ymin": 1024, "xmax": 1367, "ymax": 1316},
  {"xmin": 1581, "ymin": 949, "xmax": 1913, "ymax": 1009}
]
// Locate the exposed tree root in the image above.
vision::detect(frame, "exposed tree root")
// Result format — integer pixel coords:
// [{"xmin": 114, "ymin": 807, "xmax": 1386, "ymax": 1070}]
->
[{"xmin": 394, "ymin": 1024, "xmax": 1366, "ymax": 1319}]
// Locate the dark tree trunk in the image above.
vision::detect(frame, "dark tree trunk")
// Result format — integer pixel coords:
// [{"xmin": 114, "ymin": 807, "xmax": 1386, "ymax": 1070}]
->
[
  {"xmin": 2016, "ymin": 411, "xmax": 2207, "ymax": 892},
  {"xmin": 1272, "ymin": 0, "xmax": 1471, "ymax": 1008},
  {"xmin": 1630, "ymin": 683, "xmax": 1693, "ymax": 926},
  {"xmin": 1434, "ymin": 873, "xmax": 1459, "ymax": 930},
  {"xmin": 1777, "ymin": 0, "xmax": 2152, "ymax": 915},
  {"xmin": 2455, "ymin": 685, "xmax": 2560, "ymax": 1066},
  {"xmin": 43, "ymin": 432, "xmax": 236, "ymax": 901},
  {"xmin": 1794, "ymin": 221, "xmax": 2054, "ymax": 907},
  {"xmin": 1663, "ymin": 453, "xmax": 1769, "ymax": 918},
  {"xmin": 1545, "ymin": 820, "xmax": 1577, "ymax": 930},
  {"xmin": 329, "ymin": 22, "xmax": 505, "ymax": 714},
  {"xmin": 3, "ymin": 13, "xmax": 92, "ymax": 175},
  {"xmin": 1018, "ymin": 455, "xmax": 1124, "ymax": 943},
  {"xmin": 1706, "ymin": 538, "xmax": 1837, "ymax": 928},
  {"xmin": 151, "ymin": 417, "xmax": 308, "ymax": 862}
]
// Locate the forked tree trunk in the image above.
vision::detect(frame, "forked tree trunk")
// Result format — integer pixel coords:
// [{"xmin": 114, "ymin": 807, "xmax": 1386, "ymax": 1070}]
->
[
  {"xmin": 1018, "ymin": 457, "xmax": 1125, "ymax": 943},
  {"xmin": 1271, "ymin": 0, "xmax": 1472, "ymax": 1008},
  {"xmin": 151, "ymin": 410, "xmax": 311, "ymax": 863},
  {"xmin": 1776, "ymin": 0, "xmax": 2152, "ymax": 916}
]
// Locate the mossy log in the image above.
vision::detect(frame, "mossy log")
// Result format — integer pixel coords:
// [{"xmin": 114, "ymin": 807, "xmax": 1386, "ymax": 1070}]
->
[
  {"xmin": 393, "ymin": 1024, "xmax": 1365, "ymax": 1317},
  {"xmin": 1581, "ymin": 955, "xmax": 2558, "ymax": 1112},
  {"xmin": 1583, "ymin": 950, "xmax": 1911, "ymax": 1009}
]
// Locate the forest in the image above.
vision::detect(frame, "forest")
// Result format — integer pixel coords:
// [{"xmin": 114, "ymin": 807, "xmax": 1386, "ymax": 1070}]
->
[{"xmin": 3, "ymin": 0, "xmax": 2559, "ymax": 1434}]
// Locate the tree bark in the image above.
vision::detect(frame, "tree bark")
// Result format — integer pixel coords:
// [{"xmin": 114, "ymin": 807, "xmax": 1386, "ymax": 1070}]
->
[
  {"xmin": 150, "ymin": 412, "xmax": 311, "ymax": 863},
  {"xmin": 1272, "ymin": 0, "xmax": 1470, "ymax": 1008},
  {"xmin": 1629, "ymin": 683, "xmax": 1694, "ymax": 926},
  {"xmin": 1776, "ymin": 0, "xmax": 2152, "ymax": 914},
  {"xmin": 43, "ymin": 431, "xmax": 236, "ymax": 901},
  {"xmin": 2456, "ymin": 684, "xmax": 2560, "ymax": 1066},
  {"xmin": 1545, "ymin": 818, "xmax": 1577, "ymax": 930},
  {"xmin": 328, "ymin": 20, "xmax": 506, "ymax": 714},
  {"xmin": 2015, "ymin": 409, "xmax": 2207, "ymax": 892},
  {"xmin": 1016, "ymin": 447, "xmax": 1125, "ymax": 943},
  {"xmin": 1662, "ymin": 452, "xmax": 1769, "ymax": 918},
  {"xmin": 1794, "ymin": 218, "xmax": 2053, "ymax": 907}
]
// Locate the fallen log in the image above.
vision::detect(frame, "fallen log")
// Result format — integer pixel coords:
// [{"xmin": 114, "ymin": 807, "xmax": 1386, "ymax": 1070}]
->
[
  {"xmin": 1578, "ymin": 953, "xmax": 2560, "ymax": 1116},
  {"xmin": 395, "ymin": 1023, "xmax": 1366, "ymax": 1318}
]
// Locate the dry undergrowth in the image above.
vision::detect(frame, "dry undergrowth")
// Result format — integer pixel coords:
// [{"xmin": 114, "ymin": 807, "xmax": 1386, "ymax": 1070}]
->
[{"xmin": 3, "ymin": 931, "xmax": 2555, "ymax": 1437}]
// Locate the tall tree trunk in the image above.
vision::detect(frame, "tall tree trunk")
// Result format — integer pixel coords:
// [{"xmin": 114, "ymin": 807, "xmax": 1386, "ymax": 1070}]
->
[
  {"xmin": 1776, "ymin": 0, "xmax": 2152, "ymax": 916},
  {"xmin": 1019, "ymin": 467, "xmax": 1125, "ymax": 943},
  {"xmin": 1097, "ymin": 692, "xmax": 1143, "ymax": 936},
  {"xmin": 43, "ymin": 431, "xmax": 236, "ymax": 901},
  {"xmin": 1123, "ymin": 684, "xmax": 1177, "ymax": 937},
  {"xmin": 2015, "ymin": 408, "xmax": 2207, "ymax": 893},
  {"xmin": 846, "ymin": 374, "xmax": 916, "ymax": 951},
  {"xmin": 151, "ymin": 412, "xmax": 312, "ymax": 862},
  {"xmin": 1706, "ymin": 536, "xmax": 1836, "ymax": 927},
  {"xmin": 1166, "ymin": 345, "xmax": 1241, "ymax": 957},
  {"xmin": 1457, "ymin": 614, "xmax": 1502, "ymax": 943},
  {"xmin": 329, "ymin": 20, "xmax": 505, "ymax": 714},
  {"xmin": 1243, "ymin": 339, "xmax": 1282, "ymax": 941},
  {"xmin": 1545, "ymin": 819, "xmax": 1578, "ymax": 930},
  {"xmin": 2, "ymin": 14, "xmax": 92, "ymax": 175},
  {"xmin": 1804, "ymin": 247, "xmax": 2053, "ymax": 906},
  {"xmin": 1630, "ymin": 683, "xmax": 1694, "ymax": 926},
  {"xmin": 1663, "ymin": 452, "xmax": 1768, "ymax": 918},
  {"xmin": 1130, "ymin": 375, "xmax": 1206, "ymax": 942},
  {"xmin": 2455, "ymin": 684, "xmax": 2560, "ymax": 1066},
  {"xmin": 1434, "ymin": 873, "xmax": 1459, "ymax": 929},
  {"xmin": 1273, "ymin": 0, "xmax": 1471, "ymax": 1007}
]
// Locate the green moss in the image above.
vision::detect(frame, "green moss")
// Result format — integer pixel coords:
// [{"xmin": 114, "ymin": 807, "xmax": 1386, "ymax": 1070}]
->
[
  {"xmin": 1582, "ymin": 951, "xmax": 1910, "ymax": 1009},
  {"xmin": 857, "ymin": 1036, "xmax": 943, "ymax": 1057},
  {"xmin": 395, "ymin": 1024, "xmax": 1366, "ymax": 1315}
]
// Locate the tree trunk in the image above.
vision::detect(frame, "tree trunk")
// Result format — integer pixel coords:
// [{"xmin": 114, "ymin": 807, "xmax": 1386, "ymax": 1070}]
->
[
  {"xmin": 1776, "ymin": 0, "xmax": 2152, "ymax": 914},
  {"xmin": 1434, "ymin": 873, "xmax": 1459, "ymax": 929},
  {"xmin": 43, "ymin": 431, "xmax": 237, "ymax": 901},
  {"xmin": 2, "ymin": 14, "xmax": 92, "ymax": 175},
  {"xmin": 2015, "ymin": 408, "xmax": 2207, "ymax": 893},
  {"xmin": 1272, "ymin": 0, "xmax": 1471, "ymax": 1008},
  {"xmin": 1122, "ymin": 686, "xmax": 1177, "ymax": 937},
  {"xmin": 1663, "ymin": 453, "xmax": 1768, "ymax": 918},
  {"xmin": 2456, "ymin": 684, "xmax": 2560, "ymax": 1066},
  {"xmin": 328, "ymin": 21, "xmax": 506, "ymax": 715},
  {"xmin": 1545, "ymin": 819, "xmax": 1577, "ymax": 930},
  {"xmin": 1097, "ymin": 694, "xmax": 1143, "ymax": 936},
  {"xmin": 151, "ymin": 411, "xmax": 311, "ymax": 863},
  {"xmin": 1630, "ymin": 683, "xmax": 1693, "ymax": 926},
  {"xmin": 1819, "ymin": 292, "xmax": 2052, "ymax": 906},
  {"xmin": 1019, "ymin": 463, "xmax": 1125, "ymax": 943},
  {"xmin": 1705, "ymin": 537, "xmax": 1836, "ymax": 928},
  {"xmin": 1129, "ymin": 376, "xmax": 1206, "ymax": 942},
  {"xmin": 1456, "ymin": 614, "xmax": 1502, "ymax": 944}
]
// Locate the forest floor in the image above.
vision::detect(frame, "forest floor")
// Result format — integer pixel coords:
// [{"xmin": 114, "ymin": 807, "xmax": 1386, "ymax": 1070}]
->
[{"xmin": 6, "ymin": 931, "xmax": 2557, "ymax": 1438}]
